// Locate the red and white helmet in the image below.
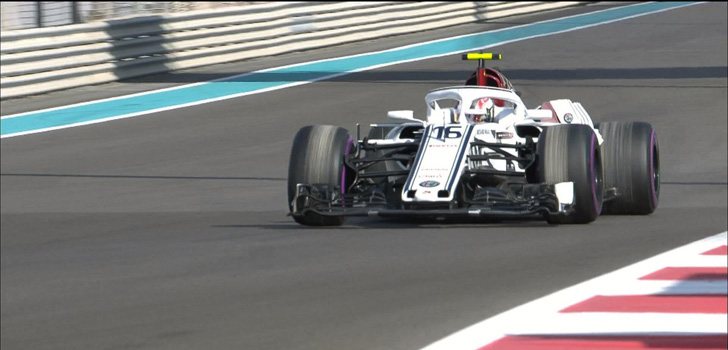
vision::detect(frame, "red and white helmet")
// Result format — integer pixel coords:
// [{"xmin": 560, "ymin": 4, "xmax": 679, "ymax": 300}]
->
[{"xmin": 469, "ymin": 97, "xmax": 495, "ymax": 123}]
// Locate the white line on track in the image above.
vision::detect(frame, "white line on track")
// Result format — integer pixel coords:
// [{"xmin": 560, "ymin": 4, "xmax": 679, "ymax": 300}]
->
[
  {"xmin": 599, "ymin": 280, "xmax": 727, "ymax": 295},
  {"xmin": 505, "ymin": 313, "xmax": 727, "ymax": 335}
]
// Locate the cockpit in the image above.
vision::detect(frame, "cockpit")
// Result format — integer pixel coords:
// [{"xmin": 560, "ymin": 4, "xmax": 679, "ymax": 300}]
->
[{"xmin": 425, "ymin": 86, "xmax": 522, "ymax": 124}]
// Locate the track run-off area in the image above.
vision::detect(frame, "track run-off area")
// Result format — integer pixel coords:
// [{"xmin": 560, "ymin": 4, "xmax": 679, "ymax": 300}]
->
[{"xmin": 2, "ymin": 2, "xmax": 726, "ymax": 350}]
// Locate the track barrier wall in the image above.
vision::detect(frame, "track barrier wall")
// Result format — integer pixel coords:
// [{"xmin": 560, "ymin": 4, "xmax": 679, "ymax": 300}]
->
[{"xmin": 0, "ymin": 1, "xmax": 584, "ymax": 99}]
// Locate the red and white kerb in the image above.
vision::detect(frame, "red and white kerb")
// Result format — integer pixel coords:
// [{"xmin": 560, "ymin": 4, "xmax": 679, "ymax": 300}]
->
[{"xmin": 422, "ymin": 232, "xmax": 728, "ymax": 350}]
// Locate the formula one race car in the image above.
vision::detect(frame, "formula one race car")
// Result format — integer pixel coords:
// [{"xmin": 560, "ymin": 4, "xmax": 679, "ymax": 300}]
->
[{"xmin": 287, "ymin": 53, "xmax": 660, "ymax": 225}]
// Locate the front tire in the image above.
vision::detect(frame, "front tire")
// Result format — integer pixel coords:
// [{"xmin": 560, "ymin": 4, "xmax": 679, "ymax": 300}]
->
[
  {"xmin": 287, "ymin": 125, "xmax": 354, "ymax": 226},
  {"xmin": 596, "ymin": 121, "xmax": 659, "ymax": 215},
  {"xmin": 537, "ymin": 125, "xmax": 604, "ymax": 224}
]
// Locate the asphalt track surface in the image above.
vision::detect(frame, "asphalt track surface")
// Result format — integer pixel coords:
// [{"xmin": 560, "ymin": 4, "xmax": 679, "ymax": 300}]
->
[{"xmin": 1, "ymin": 3, "xmax": 726, "ymax": 350}]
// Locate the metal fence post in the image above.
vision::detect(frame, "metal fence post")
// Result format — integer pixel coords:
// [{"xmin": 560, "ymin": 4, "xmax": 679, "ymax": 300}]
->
[
  {"xmin": 71, "ymin": 2, "xmax": 80, "ymax": 24},
  {"xmin": 35, "ymin": 1, "xmax": 43, "ymax": 28}
]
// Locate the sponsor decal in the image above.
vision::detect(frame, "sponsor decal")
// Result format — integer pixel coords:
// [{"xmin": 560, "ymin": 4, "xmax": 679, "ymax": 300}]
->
[
  {"xmin": 419, "ymin": 181, "xmax": 440, "ymax": 188},
  {"xmin": 496, "ymin": 131, "xmax": 513, "ymax": 139},
  {"xmin": 420, "ymin": 168, "xmax": 449, "ymax": 172}
]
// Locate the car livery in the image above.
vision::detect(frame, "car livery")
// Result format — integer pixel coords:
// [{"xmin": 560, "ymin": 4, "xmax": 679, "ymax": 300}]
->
[{"xmin": 287, "ymin": 53, "xmax": 660, "ymax": 226}]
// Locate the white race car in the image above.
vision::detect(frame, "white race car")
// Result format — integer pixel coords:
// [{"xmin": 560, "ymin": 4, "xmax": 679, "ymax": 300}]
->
[{"xmin": 288, "ymin": 53, "xmax": 660, "ymax": 225}]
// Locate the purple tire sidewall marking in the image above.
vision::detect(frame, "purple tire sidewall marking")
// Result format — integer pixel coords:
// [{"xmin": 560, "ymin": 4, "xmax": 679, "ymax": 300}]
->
[{"xmin": 341, "ymin": 136, "xmax": 353, "ymax": 195}]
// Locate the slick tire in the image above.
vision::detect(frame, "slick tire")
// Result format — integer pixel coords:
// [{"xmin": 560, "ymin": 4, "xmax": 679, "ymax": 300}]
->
[
  {"xmin": 596, "ymin": 121, "xmax": 660, "ymax": 215},
  {"xmin": 537, "ymin": 124, "xmax": 604, "ymax": 224},
  {"xmin": 287, "ymin": 125, "xmax": 354, "ymax": 226}
]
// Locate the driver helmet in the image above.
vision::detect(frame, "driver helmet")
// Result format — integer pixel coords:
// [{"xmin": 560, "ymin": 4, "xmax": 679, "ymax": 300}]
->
[{"xmin": 469, "ymin": 97, "xmax": 495, "ymax": 123}]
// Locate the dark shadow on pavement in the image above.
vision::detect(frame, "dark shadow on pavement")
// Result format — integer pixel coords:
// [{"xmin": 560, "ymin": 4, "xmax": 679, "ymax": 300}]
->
[
  {"xmin": 661, "ymin": 181, "xmax": 728, "ymax": 186},
  {"xmin": 213, "ymin": 217, "xmax": 554, "ymax": 230},
  {"xmin": 0, "ymin": 173, "xmax": 286, "ymax": 181},
  {"xmin": 120, "ymin": 66, "xmax": 728, "ymax": 84}
]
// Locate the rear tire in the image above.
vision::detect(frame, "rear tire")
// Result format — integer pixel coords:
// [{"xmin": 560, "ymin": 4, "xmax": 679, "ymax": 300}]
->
[
  {"xmin": 537, "ymin": 125, "xmax": 603, "ymax": 224},
  {"xmin": 596, "ymin": 121, "xmax": 659, "ymax": 215},
  {"xmin": 287, "ymin": 125, "xmax": 354, "ymax": 226}
]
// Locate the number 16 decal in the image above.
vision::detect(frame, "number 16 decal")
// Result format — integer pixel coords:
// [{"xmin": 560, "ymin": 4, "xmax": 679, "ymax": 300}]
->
[{"xmin": 431, "ymin": 126, "xmax": 462, "ymax": 139}]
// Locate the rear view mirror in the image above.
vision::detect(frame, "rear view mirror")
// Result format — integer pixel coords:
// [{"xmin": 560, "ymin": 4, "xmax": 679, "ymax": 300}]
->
[
  {"xmin": 387, "ymin": 110, "xmax": 422, "ymax": 124},
  {"xmin": 387, "ymin": 110, "xmax": 414, "ymax": 120},
  {"xmin": 526, "ymin": 109, "xmax": 553, "ymax": 121}
]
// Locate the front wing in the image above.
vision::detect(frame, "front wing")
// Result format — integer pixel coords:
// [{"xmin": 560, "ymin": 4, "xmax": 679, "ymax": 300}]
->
[{"xmin": 290, "ymin": 182, "xmax": 575, "ymax": 220}]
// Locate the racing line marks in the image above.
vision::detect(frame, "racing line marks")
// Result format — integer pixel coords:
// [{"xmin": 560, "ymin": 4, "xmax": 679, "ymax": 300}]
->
[{"xmin": 421, "ymin": 231, "xmax": 728, "ymax": 350}]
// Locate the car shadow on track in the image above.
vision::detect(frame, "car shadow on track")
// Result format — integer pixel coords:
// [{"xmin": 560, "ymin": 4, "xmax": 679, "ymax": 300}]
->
[
  {"xmin": 0, "ymin": 173, "xmax": 286, "ymax": 182},
  {"xmin": 213, "ymin": 217, "xmax": 553, "ymax": 230}
]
